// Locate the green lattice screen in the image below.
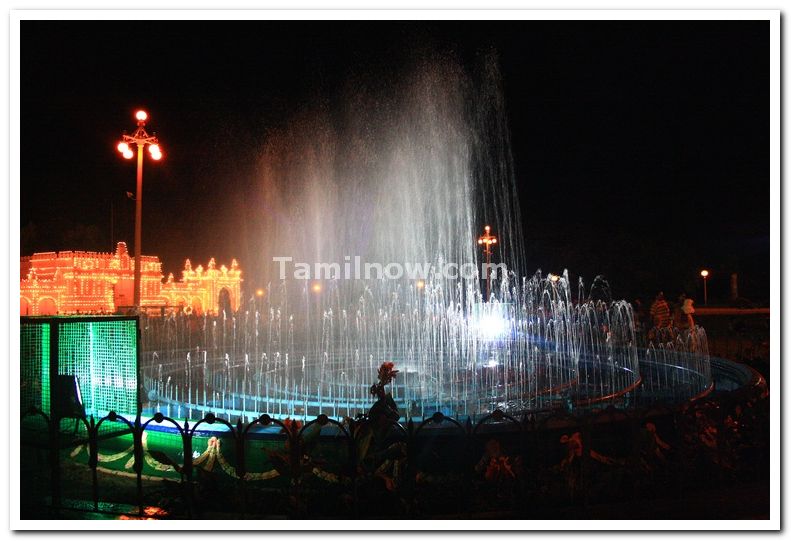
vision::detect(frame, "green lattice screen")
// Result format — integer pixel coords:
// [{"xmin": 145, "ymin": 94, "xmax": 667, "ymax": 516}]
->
[
  {"xmin": 20, "ymin": 317, "xmax": 139, "ymax": 423},
  {"xmin": 20, "ymin": 322, "xmax": 50, "ymax": 414},
  {"xmin": 58, "ymin": 319, "xmax": 138, "ymax": 418}
]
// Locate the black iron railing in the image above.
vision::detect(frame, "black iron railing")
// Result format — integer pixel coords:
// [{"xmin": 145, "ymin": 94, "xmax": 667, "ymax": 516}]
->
[{"xmin": 20, "ymin": 381, "xmax": 768, "ymax": 519}]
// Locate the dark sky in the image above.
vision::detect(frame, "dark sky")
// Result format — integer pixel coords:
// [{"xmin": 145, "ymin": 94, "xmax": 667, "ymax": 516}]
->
[{"xmin": 20, "ymin": 20, "xmax": 769, "ymax": 303}]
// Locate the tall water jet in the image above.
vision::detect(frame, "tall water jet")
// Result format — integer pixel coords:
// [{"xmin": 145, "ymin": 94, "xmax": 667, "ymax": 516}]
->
[{"xmin": 139, "ymin": 50, "xmax": 711, "ymax": 422}]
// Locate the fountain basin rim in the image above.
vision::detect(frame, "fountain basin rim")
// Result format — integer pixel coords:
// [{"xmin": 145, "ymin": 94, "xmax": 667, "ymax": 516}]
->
[{"xmin": 134, "ymin": 356, "xmax": 753, "ymax": 440}]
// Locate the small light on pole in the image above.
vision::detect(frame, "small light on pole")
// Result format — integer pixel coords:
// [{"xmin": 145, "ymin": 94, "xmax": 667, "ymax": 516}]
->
[
  {"xmin": 700, "ymin": 269, "xmax": 710, "ymax": 305},
  {"xmin": 478, "ymin": 225, "xmax": 498, "ymax": 301},
  {"xmin": 254, "ymin": 288, "xmax": 265, "ymax": 311}
]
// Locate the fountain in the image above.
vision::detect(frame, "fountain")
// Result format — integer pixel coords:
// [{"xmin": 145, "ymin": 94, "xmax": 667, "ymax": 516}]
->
[{"xmin": 138, "ymin": 51, "xmax": 713, "ymax": 424}]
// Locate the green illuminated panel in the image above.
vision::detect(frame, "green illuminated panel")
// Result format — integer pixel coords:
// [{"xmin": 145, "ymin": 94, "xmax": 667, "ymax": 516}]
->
[
  {"xmin": 20, "ymin": 322, "xmax": 50, "ymax": 414},
  {"xmin": 58, "ymin": 320, "xmax": 138, "ymax": 418}
]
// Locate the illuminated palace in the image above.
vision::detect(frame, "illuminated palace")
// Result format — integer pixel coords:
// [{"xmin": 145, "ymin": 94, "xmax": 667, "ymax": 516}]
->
[{"xmin": 20, "ymin": 242, "xmax": 242, "ymax": 316}]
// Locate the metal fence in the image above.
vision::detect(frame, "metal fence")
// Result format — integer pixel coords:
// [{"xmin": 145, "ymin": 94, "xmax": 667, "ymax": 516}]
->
[{"xmin": 20, "ymin": 377, "xmax": 768, "ymax": 519}]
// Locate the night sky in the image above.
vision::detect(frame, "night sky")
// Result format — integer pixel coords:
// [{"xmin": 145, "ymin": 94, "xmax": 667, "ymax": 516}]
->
[{"xmin": 20, "ymin": 20, "xmax": 769, "ymax": 303}]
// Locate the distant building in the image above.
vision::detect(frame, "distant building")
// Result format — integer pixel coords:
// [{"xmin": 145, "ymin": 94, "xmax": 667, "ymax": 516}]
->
[{"xmin": 20, "ymin": 242, "xmax": 242, "ymax": 316}]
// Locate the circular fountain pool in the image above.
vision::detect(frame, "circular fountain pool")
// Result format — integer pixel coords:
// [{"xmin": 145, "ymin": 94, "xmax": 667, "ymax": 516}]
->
[{"xmin": 139, "ymin": 273, "xmax": 713, "ymax": 424}]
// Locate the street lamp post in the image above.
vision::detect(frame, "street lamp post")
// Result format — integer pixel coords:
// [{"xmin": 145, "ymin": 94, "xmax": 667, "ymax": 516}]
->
[
  {"xmin": 700, "ymin": 269, "xmax": 710, "ymax": 306},
  {"xmin": 477, "ymin": 225, "xmax": 497, "ymax": 301},
  {"xmin": 117, "ymin": 110, "xmax": 163, "ymax": 312}
]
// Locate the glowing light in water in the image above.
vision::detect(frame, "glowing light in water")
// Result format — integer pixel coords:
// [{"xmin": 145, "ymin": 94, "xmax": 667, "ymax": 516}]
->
[{"xmin": 475, "ymin": 310, "xmax": 508, "ymax": 340}]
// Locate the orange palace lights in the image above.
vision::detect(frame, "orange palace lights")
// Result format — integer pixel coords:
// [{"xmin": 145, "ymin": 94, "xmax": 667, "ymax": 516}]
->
[{"xmin": 20, "ymin": 243, "xmax": 243, "ymax": 316}]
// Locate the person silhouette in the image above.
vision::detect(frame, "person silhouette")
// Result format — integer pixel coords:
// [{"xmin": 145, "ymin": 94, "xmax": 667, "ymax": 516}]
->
[{"xmin": 368, "ymin": 362, "xmax": 400, "ymax": 427}]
